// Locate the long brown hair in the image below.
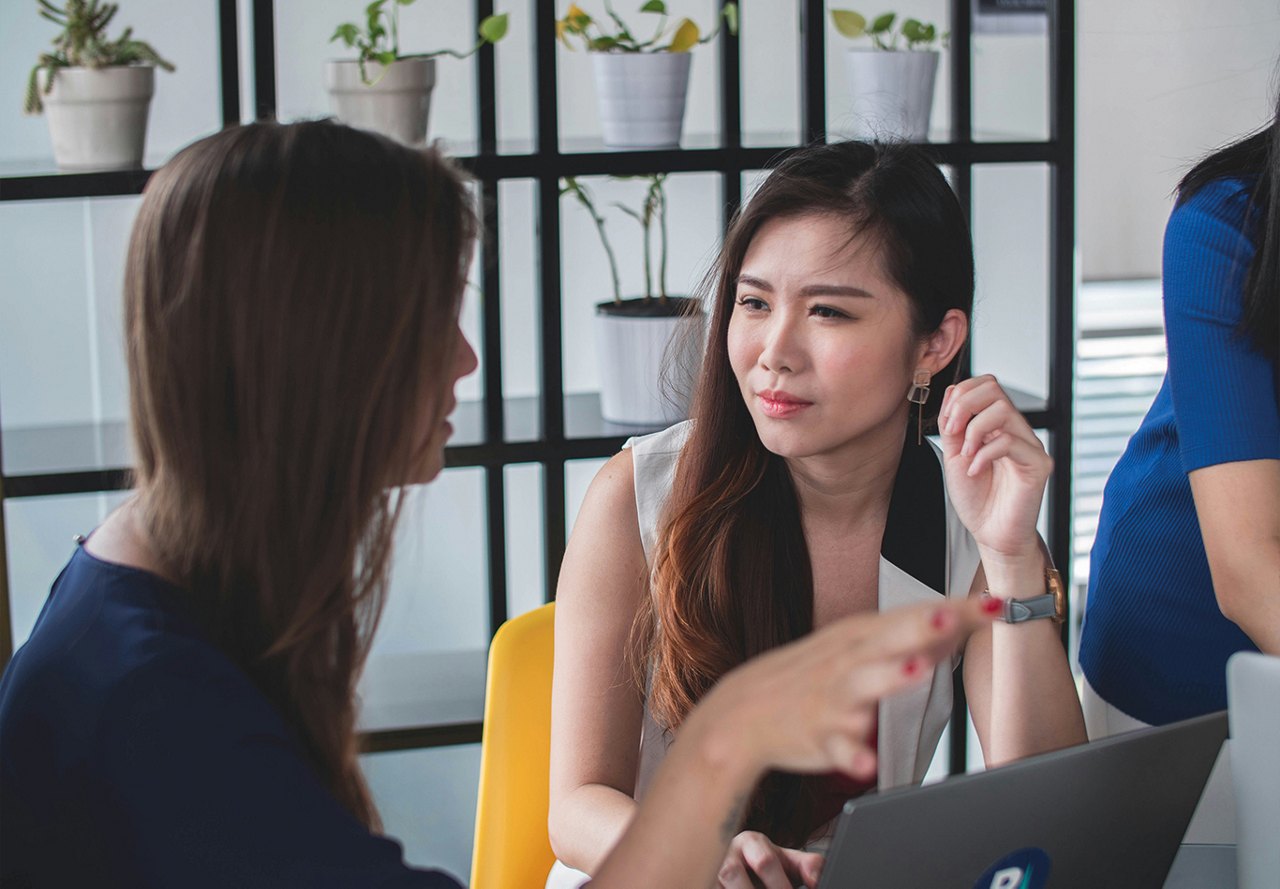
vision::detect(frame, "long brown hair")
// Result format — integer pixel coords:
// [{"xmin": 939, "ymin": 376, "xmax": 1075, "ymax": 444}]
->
[
  {"xmin": 637, "ymin": 141, "xmax": 974, "ymax": 846},
  {"xmin": 124, "ymin": 121, "xmax": 476, "ymax": 828}
]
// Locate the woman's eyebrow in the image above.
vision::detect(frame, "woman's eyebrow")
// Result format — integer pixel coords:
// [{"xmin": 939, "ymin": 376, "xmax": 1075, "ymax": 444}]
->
[{"xmin": 736, "ymin": 274, "xmax": 874, "ymax": 299}]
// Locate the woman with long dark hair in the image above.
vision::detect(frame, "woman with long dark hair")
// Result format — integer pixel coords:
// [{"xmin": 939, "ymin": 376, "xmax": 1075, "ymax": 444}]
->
[
  {"xmin": 0, "ymin": 121, "xmax": 999, "ymax": 888},
  {"xmin": 548, "ymin": 141, "xmax": 1087, "ymax": 889},
  {"xmin": 1079, "ymin": 102, "xmax": 1280, "ymax": 839}
]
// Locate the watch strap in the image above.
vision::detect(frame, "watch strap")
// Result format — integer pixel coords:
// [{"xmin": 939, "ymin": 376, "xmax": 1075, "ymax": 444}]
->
[{"xmin": 1003, "ymin": 594, "xmax": 1058, "ymax": 624}]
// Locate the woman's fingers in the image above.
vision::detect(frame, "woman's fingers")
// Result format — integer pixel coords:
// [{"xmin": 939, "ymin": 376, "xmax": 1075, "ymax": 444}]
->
[
  {"xmin": 738, "ymin": 833, "xmax": 798, "ymax": 889},
  {"xmin": 966, "ymin": 428, "xmax": 1052, "ymax": 478},
  {"xmin": 776, "ymin": 846, "xmax": 825, "ymax": 889}
]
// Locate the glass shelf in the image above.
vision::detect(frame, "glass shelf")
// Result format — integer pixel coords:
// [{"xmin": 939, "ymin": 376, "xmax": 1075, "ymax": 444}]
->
[{"xmin": 356, "ymin": 647, "xmax": 486, "ymax": 735}]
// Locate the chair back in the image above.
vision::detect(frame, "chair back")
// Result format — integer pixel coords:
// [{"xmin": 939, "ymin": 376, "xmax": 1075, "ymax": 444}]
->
[{"xmin": 470, "ymin": 602, "xmax": 557, "ymax": 889}]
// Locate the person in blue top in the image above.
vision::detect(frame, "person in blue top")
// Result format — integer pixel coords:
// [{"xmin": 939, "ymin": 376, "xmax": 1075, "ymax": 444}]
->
[
  {"xmin": 1079, "ymin": 103, "xmax": 1280, "ymax": 833},
  {"xmin": 0, "ymin": 121, "xmax": 999, "ymax": 888}
]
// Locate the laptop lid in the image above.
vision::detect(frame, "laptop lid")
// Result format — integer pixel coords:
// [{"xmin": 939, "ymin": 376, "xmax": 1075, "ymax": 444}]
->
[
  {"xmin": 1228, "ymin": 651, "xmax": 1280, "ymax": 889},
  {"xmin": 818, "ymin": 711, "xmax": 1227, "ymax": 889}
]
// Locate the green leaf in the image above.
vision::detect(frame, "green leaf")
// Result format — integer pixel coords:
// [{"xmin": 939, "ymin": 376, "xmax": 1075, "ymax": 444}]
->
[
  {"xmin": 395, "ymin": 0, "xmax": 416, "ymax": 5},
  {"xmin": 331, "ymin": 23, "xmax": 360, "ymax": 46},
  {"xmin": 365, "ymin": 0, "xmax": 386, "ymax": 16},
  {"xmin": 479, "ymin": 13, "xmax": 509, "ymax": 43},
  {"xmin": 722, "ymin": 2, "xmax": 738, "ymax": 36},
  {"xmin": 374, "ymin": 50, "xmax": 397, "ymax": 65},
  {"xmin": 640, "ymin": 0, "xmax": 666, "ymax": 12},
  {"xmin": 901, "ymin": 18, "xmax": 923, "ymax": 41},
  {"xmin": 830, "ymin": 9, "xmax": 866, "ymax": 39},
  {"xmin": 589, "ymin": 35, "xmax": 619, "ymax": 51},
  {"xmin": 869, "ymin": 12, "xmax": 895, "ymax": 33}
]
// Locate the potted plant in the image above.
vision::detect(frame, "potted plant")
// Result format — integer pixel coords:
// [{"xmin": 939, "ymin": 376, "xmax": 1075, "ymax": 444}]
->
[
  {"xmin": 562, "ymin": 174, "xmax": 701, "ymax": 425},
  {"xmin": 23, "ymin": 0, "xmax": 174, "ymax": 171},
  {"xmin": 328, "ymin": 0, "xmax": 509, "ymax": 146},
  {"xmin": 557, "ymin": 1, "xmax": 738, "ymax": 149},
  {"xmin": 830, "ymin": 9, "xmax": 945, "ymax": 142}
]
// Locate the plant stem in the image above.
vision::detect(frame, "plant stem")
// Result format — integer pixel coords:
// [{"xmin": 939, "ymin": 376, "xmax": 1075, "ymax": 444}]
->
[{"xmin": 657, "ymin": 177, "xmax": 669, "ymax": 303}]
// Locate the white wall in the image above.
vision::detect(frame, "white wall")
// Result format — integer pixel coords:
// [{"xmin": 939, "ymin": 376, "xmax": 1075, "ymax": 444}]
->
[{"xmin": 1079, "ymin": 0, "xmax": 1280, "ymax": 280}]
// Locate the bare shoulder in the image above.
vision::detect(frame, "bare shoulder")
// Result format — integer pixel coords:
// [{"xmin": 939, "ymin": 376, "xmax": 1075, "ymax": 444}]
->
[{"xmin": 559, "ymin": 448, "xmax": 647, "ymax": 606}]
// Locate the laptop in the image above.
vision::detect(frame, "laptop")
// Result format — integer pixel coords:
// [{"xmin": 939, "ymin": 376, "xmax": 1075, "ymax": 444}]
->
[
  {"xmin": 817, "ymin": 711, "xmax": 1228, "ymax": 889},
  {"xmin": 1228, "ymin": 651, "xmax": 1280, "ymax": 889}
]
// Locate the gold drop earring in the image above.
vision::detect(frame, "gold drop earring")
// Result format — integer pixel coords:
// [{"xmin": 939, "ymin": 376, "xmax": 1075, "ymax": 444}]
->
[{"xmin": 907, "ymin": 370, "xmax": 931, "ymax": 445}]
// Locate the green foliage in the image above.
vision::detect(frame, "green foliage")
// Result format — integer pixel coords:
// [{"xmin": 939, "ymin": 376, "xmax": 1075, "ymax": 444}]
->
[
  {"xmin": 330, "ymin": 0, "xmax": 509, "ymax": 86},
  {"xmin": 25, "ymin": 0, "xmax": 175, "ymax": 115},
  {"xmin": 561, "ymin": 174, "xmax": 671, "ymax": 305},
  {"xmin": 830, "ymin": 8, "xmax": 945, "ymax": 51},
  {"xmin": 556, "ymin": 1, "xmax": 737, "ymax": 54}
]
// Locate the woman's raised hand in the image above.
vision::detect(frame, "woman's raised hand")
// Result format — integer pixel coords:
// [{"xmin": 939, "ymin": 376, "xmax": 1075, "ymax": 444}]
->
[
  {"xmin": 689, "ymin": 596, "xmax": 999, "ymax": 787},
  {"xmin": 937, "ymin": 375, "xmax": 1052, "ymax": 562}
]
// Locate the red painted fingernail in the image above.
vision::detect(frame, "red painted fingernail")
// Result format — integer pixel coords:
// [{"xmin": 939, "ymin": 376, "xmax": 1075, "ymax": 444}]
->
[
  {"xmin": 930, "ymin": 608, "xmax": 952, "ymax": 630},
  {"xmin": 982, "ymin": 596, "xmax": 1004, "ymax": 615},
  {"xmin": 903, "ymin": 656, "xmax": 922, "ymax": 676}
]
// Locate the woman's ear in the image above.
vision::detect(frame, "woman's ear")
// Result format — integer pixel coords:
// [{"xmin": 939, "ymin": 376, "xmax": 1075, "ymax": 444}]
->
[{"xmin": 918, "ymin": 309, "xmax": 969, "ymax": 374}]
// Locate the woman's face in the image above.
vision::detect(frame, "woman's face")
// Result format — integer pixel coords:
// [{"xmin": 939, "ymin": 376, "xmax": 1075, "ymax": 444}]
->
[
  {"xmin": 727, "ymin": 212, "xmax": 928, "ymax": 462},
  {"xmin": 411, "ymin": 321, "xmax": 479, "ymax": 484}
]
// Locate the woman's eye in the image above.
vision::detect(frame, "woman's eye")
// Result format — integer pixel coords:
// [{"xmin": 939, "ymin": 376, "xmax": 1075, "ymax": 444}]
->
[
  {"xmin": 735, "ymin": 295, "xmax": 768, "ymax": 311},
  {"xmin": 811, "ymin": 304, "xmax": 848, "ymax": 319}
]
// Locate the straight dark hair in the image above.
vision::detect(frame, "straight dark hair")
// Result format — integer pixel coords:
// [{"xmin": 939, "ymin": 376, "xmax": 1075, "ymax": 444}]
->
[
  {"xmin": 635, "ymin": 141, "xmax": 974, "ymax": 847},
  {"xmin": 1178, "ymin": 100, "xmax": 1280, "ymax": 361},
  {"xmin": 126, "ymin": 121, "xmax": 476, "ymax": 828}
]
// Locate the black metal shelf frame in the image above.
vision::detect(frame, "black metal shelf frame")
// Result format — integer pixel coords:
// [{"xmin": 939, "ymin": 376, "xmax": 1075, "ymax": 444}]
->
[{"xmin": 0, "ymin": 0, "xmax": 1076, "ymax": 760}]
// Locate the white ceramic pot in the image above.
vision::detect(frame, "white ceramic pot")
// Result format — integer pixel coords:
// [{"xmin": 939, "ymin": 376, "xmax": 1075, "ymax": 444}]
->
[
  {"xmin": 843, "ymin": 49, "xmax": 940, "ymax": 142},
  {"xmin": 594, "ymin": 299, "xmax": 702, "ymax": 426},
  {"xmin": 38, "ymin": 65, "xmax": 154, "ymax": 171},
  {"xmin": 591, "ymin": 52, "xmax": 692, "ymax": 149},
  {"xmin": 325, "ymin": 57, "xmax": 436, "ymax": 145}
]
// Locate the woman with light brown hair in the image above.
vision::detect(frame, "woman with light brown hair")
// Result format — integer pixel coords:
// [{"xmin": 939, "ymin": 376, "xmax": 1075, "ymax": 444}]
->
[
  {"xmin": 548, "ymin": 141, "xmax": 1087, "ymax": 889},
  {"xmin": 0, "ymin": 121, "xmax": 999, "ymax": 888}
]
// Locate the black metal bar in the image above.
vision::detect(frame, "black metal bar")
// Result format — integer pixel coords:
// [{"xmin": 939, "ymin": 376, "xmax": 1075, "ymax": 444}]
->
[
  {"xmin": 0, "ymin": 417, "xmax": 12, "ymax": 667},
  {"xmin": 719, "ymin": 1, "xmax": 743, "ymax": 221},
  {"xmin": 0, "ymin": 142, "xmax": 1071, "ymax": 203},
  {"xmin": 485, "ymin": 467, "xmax": 509, "ymax": 636},
  {"xmin": 218, "ymin": 0, "xmax": 241, "ymax": 126},
  {"xmin": 543, "ymin": 458, "xmax": 566, "ymax": 602},
  {"xmin": 1049, "ymin": 0, "xmax": 1077, "ymax": 647},
  {"xmin": 476, "ymin": 0, "xmax": 498, "ymax": 155},
  {"xmin": 360, "ymin": 721, "xmax": 483, "ymax": 753},
  {"xmin": 800, "ymin": 0, "xmax": 826, "ymax": 143},
  {"xmin": 949, "ymin": 0, "xmax": 973, "ymax": 144},
  {"xmin": 253, "ymin": 0, "xmax": 277, "ymax": 120}
]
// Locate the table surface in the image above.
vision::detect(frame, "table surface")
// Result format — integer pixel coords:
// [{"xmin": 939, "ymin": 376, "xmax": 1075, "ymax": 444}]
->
[{"xmin": 1166, "ymin": 845, "xmax": 1236, "ymax": 888}]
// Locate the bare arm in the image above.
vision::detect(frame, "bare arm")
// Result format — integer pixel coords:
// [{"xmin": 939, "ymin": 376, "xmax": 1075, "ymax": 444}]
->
[
  {"xmin": 964, "ymin": 555, "xmax": 1086, "ymax": 767},
  {"xmin": 590, "ymin": 597, "xmax": 1000, "ymax": 889},
  {"xmin": 939, "ymin": 376, "xmax": 1085, "ymax": 767},
  {"xmin": 547, "ymin": 449, "xmax": 649, "ymax": 872},
  {"xmin": 1189, "ymin": 459, "xmax": 1280, "ymax": 653}
]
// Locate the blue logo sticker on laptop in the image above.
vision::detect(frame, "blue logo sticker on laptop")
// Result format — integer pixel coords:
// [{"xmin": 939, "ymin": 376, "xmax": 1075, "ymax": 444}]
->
[{"xmin": 972, "ymin": 847, "xmax": 1052, "ymax": 889}]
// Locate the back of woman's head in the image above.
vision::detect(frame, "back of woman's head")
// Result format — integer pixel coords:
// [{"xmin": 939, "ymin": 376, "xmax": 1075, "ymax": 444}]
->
[
  {"xmin": 645, "ymin": 140, "xmax": 973, "ymax": 847},
  {"xmin": 125, "ymin": 120, "xmax": 475, "ymax": 826}
]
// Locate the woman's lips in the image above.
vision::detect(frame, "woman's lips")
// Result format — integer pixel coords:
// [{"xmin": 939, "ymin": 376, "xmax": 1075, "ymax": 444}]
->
[{"xmin": 758, "ymin": 391, "xmax": 813, "ymax": 419}]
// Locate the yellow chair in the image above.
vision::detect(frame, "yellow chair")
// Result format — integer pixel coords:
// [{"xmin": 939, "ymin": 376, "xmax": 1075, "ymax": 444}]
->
[{"xmin": 470, "ymin": 602, "xmax": 557, "ymax": 889}]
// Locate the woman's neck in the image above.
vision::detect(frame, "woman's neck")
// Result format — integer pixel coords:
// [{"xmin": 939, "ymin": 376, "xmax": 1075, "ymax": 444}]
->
[
  {"xmin": 84, "ymin": 494, "xmax": 180, "ymax": 585},
  {"xmin": 785, "ymin": 424, "xmax": 907, "ymax": 536}
]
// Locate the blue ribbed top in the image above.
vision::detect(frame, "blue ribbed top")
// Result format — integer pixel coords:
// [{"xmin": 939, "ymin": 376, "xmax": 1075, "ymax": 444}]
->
[{"xmin": 1079, "ymin": 176, "xmax": 1280, "ymax": 726}]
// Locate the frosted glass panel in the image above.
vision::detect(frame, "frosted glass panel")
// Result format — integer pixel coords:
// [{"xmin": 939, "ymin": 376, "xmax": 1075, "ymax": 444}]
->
[
  {"xmin": 499, "ymin": 179, "xmax": 540, "ymax": 403},
  {"xmin": 973, "ymin": 24, "xmax": 1050, "ymax": 142},
  {"xmin": 505, "ymin": 463, "xmax": 546, "ymax": 618},
  {"xmin": 4, "ymin": 491, "xmax": 130, "ymax": 649},
  {"xmin": 360, "ymin": 744, "xmax": 481, "ymax": 881},
  {"xmin": 741, "ymin": 0, "xmax": 801, "ymax": 147},
  {"xmin": 969, "ymin": 163, "xmax": 1051, "ymax": 401},
  {"xmin": 377, "ymin": 470, "xmax": 489, "ymax": 657}
]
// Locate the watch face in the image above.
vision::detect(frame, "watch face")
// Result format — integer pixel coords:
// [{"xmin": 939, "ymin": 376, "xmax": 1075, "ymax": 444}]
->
[{"xmin": 1047, "ymin": 568, "xmax": 1066, "ymax": 624}]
